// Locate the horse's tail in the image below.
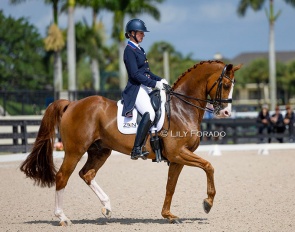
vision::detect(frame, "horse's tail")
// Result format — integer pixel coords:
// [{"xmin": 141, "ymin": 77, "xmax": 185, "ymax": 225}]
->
[{"xmin": 20, "ymin": 99, "xmax": 70, "ymax": 188}]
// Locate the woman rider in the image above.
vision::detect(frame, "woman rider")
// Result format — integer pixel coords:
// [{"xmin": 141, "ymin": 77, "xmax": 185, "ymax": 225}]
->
[{"xmin": 122, "ymin": 18, "xmax": 168, "ymax": 160}]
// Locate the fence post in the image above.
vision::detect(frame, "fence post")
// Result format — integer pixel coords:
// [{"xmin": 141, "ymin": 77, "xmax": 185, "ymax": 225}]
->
[
  {"xmin": 21, "ymin": 120, "xmax": 28, "ymax": 153},
  {"xmin": 13, "ymin": 125, "xmax": 18, "ymax": 145},
  {"xmin": 233, "ymin": 119, "xmax": 237, "ymax": 144}
]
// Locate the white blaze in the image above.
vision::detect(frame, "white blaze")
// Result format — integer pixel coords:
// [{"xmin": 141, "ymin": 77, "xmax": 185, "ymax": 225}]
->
[{"xmin": 216, "ymin": 83, "xmax": 234, "ymax": 118}]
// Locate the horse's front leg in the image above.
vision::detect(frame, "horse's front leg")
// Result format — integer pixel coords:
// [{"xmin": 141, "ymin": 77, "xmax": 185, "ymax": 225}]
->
[
  {"xmin": 162, "ymin": 162, "xmax": 184, "ymax": 223},
  {"xmin": 171, "ymin": 147, "xmax": 216, "ymax": 214}
]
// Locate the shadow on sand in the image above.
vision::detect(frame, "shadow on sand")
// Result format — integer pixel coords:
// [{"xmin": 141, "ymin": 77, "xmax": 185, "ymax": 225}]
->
[{"xmin": 24, "ymin": 217, "xmax": 209, "ymax": 226}]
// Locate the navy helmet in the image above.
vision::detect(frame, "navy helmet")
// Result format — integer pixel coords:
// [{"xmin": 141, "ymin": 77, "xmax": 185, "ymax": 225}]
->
[{"xmin": 125, "ymin": 19, "xmax": 149, "ymax": 39}]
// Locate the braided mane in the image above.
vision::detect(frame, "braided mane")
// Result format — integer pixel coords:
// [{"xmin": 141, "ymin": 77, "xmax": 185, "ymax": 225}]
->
[{"xmin": 171, "ymin": 60, "xmax": 225, "ymax": 89}]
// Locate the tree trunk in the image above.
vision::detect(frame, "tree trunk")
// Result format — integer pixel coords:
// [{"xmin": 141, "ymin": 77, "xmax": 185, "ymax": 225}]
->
[
  {"xmin": 119, "ymin": 41, "xmax": 127, "ymax": 90},
  {"xmin": 163, "ymin": 49, "xmax": 170, "ymax": 84},
  {"xmin": 268, "ymin": 0, "xmax": 277, "ymax": 111},
  {"xmin": 67, "ymin": 1, "xmax": 76, "ymax": 100},
  {"xmin": 91, "ymin": 9, "xmax": 100, "ymax": 91},
  {"xmin": 54, "ymin": 50, "xmax": 63, "ymax": 100},
  {"xmin": 263, "ymin": 83, "xmax": 269, "ymax": 104},
  {"xmin": 91, "ymin": 58, "xmax": 100, "ymax": 91},
  {"xmin": 53, "ymin": 0, "xmax": 62, "ymax": 100}
]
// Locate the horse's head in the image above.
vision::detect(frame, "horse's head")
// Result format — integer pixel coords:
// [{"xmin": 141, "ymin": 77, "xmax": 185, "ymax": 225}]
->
[
  {"xmin": 168, "ymin": 61, "xmax": 242, "ymax": 119},
  {"xmin": 207, "ymin": 63, "xmax": 242, "ymax": 118}
]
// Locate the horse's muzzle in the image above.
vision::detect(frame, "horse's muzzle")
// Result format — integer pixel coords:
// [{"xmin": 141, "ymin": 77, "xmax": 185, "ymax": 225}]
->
[{"xmin": 214, "ymin": 104, "xmax": 232, "ymax": 118}]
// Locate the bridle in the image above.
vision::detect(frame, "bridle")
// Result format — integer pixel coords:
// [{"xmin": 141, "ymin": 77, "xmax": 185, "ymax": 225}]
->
[
  {"xmin": 164, "ymin": 64, "xmax": 235, "ymax": 114},
  {"xmin": 162, "ymin": 65, "xmax": 235, "ymax": 133},
  {"xmin": 206, "ymin": 65, "xmax": 235, "ymax": 114}
]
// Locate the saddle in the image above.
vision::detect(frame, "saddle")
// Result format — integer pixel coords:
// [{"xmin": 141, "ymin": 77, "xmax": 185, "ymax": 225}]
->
[{"xmin": 117, "ymin": 89, "xmax": 168, "ymax": 163}]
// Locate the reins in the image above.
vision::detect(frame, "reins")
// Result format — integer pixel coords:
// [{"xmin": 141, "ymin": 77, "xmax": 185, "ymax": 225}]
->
[{"xmin": 161, "ymin": 64, "xmax": 235, "ymax": 134}]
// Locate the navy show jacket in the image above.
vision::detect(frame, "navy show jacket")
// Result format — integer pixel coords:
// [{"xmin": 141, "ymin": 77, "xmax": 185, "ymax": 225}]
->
[{"xmin": 122, "ymin": 41, "xmax": 162, "ymax": 117}]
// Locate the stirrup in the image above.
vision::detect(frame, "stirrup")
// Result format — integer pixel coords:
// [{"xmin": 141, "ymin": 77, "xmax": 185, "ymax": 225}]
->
[{"xmin": 131, "ymin": 146, "xmax": 149, "ymax": 160}]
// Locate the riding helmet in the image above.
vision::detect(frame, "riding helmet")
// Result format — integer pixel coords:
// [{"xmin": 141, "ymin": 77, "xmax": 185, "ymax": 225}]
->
[{"xmin": 125, "ymin": 19, "xmax": 149, "ymax": 38}]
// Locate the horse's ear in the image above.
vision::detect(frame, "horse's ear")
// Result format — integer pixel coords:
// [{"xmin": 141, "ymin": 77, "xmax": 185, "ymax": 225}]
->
[
  {"xmin": 233, "ymin": 64, "xmax": 243, "ymax": 72},
  {"xmin": 226, "ymin": 64, "xmax": 233, "ymax": 71}
]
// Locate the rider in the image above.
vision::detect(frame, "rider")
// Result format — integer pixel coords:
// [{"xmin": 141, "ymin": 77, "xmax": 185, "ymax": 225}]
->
[{"xmin": 122, "ymin": 18, "xmax": 168, "ymax": 160}]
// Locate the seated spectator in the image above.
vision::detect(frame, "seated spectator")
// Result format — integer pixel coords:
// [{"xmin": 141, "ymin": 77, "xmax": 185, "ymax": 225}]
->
[
  {"xmin": 270, "ymin": 105, "xmax": 285, "ymax": 143},
  {"xmin": 257, "ymin": 104, "xmax": 271, "ymax": 143},
  {"xmin": 284, "ymin": 105, "xmax": 295, "ymax": 142}
]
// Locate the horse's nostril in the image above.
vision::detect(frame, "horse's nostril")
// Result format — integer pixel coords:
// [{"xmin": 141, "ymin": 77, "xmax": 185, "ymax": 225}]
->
[{"xmin": 224, "ymin": 110, "xmax": 231, "ymax": 116}]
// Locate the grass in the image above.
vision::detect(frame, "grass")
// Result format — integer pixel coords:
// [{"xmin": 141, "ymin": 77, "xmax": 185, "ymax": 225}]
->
[{"xmin": 0, "ymin": 98, "xmax": 43, "ymax": 115}]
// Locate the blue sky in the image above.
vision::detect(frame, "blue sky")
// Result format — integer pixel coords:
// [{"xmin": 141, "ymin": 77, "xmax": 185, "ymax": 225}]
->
[{"xmin": 1, "ymin": 0, "xmax": 295, "ymax": 60}]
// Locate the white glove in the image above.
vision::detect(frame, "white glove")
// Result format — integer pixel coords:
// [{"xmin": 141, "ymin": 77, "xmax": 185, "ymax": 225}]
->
[
  {"xmin": 161, "ymin": 79, "xmax": 168, "ymax": 85},
  {"xmin": 160, "ymin": 86, "xmax": 166, "ymax": 102},
  {"xmin": 155, "ymin": 81, "xmax": 164, "ymax": 90}
]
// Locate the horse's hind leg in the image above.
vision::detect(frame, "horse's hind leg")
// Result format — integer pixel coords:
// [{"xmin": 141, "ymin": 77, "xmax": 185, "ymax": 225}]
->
[
  {"xmin": 55, "ymin": 152, "xmax": 82, "ymax": 226},
  {"xmin": 79, "ymin": 147, "xmax": 112, "ymax": 218}
]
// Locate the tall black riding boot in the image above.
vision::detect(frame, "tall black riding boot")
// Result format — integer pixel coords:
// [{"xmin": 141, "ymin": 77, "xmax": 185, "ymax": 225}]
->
[{"xmin": 131, "ymin": 112, "xmax": 152, "ymax": 160}]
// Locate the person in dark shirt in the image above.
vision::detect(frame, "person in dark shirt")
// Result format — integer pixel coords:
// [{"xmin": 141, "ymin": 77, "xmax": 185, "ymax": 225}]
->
[
  {"xmin": 257, "ymin": 104, "xmax": 271, "ymax": 143},
  {"xmin": 284, "ymin": 105, "xmax": 295, "ymax": 142},
  {"xmin": 270, "ymin": 106, "xmax": 285, "ymax": 143}
]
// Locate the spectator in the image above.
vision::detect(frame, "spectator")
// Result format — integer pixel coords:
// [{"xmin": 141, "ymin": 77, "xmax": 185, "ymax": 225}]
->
[
  {"xmin": 257, "ymin": 104, "xmax": 271, "ymax": 143},
  {"xmin": 270, "ymin": 105, "xmax": 285, "ymax": 143},
  {"xmin": 284, "ymin": 105, "xmax": 295, "ymax": 142}
]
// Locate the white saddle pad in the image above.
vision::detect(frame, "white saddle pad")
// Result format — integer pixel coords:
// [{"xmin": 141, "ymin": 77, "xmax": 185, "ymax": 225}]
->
[{"xmin": 117, "ymin": 90, "xmax": 166, "ymax": 134}]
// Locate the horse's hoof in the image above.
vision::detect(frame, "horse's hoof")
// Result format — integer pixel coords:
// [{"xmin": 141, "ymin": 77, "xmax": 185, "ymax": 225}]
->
[
  {"xmin": 102, "ymin": 207, "xmax": 112, "ymax": 219},
  {"xmin": 59, "ymin": 220, "xmax": 72, "ymax": 227},
  {"xmin": 203, "ymin": 199, "xmax": 212, "ymax": 214},
  {"xmin": 169, "ymin": 218, "xmax": 181, "ymax": 224}
]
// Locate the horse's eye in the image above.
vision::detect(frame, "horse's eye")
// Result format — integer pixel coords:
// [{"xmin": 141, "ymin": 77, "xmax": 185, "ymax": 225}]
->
[{"xmin": 223, "ymin": 83, "xmax": 231, "ymax": 90}]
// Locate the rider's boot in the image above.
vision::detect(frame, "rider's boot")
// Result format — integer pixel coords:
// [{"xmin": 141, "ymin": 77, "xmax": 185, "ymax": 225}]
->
[{"xmin": 131, "ymin": 112, "xmax": 152, "ymax": 160}]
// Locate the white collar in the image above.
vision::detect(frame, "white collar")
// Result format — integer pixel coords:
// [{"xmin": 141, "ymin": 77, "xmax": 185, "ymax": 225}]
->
[{"xmin": 129, "ymin": 40, "xmax": 140, "ymax": 49}]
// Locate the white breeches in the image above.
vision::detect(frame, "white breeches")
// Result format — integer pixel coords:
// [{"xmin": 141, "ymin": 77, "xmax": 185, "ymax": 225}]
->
[{"xmin": 135, "ymin": 85, "xmax": 155, "ymax": 122}]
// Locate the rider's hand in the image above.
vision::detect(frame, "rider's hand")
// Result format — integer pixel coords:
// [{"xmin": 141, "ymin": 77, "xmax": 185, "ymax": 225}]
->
[
  {"xmin": 161, "ymin": 79, "xmax": 168, "ymax": 85},
  {"xmin": 155, "ymin": 81, "xmax": 164, "ymax": 90}
]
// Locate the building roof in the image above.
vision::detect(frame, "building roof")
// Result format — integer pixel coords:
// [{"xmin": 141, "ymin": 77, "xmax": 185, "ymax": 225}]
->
[{"xmin": 230, "ymin": 51, "xmax": 295, "ymax": 65}]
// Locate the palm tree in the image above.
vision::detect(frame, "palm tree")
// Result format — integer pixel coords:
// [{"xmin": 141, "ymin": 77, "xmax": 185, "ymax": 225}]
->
[
  {"xmin": 75, "ymin": 20, "xmax": 106, "ymax": 90},
  {"xmin": 76, "ymin": 0, "xmax": 115, "ymax": 91},
  {"xmin": 44, "ymin": 22, "xmax": 64, "ymax": 99},
  {"xmin": 237, "ymin": 0, "xmax": 295, "ymax": 110},
  {"xmin": 10, "ymin": 0, "xmax": 65, "ymax": 99},
  {"xmin": 110, "ymin": 0, "xmax": 165, "ymax": 90},
  {"xmin": 147, "ymin": 41, "xmax": 197, "ymax": 84},
  {"xmin": 44, "ymin": 0, "xmax": 65, "ymax": 100},
  {"xmin": 66, "ymin": 0, "xmax": 76, "ymax": 99}
]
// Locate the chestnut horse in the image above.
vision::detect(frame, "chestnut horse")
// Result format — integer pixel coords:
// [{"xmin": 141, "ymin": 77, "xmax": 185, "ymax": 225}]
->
[{"xmin": 20, "ymin": 60, "xmax": 241, "ymax": 225}]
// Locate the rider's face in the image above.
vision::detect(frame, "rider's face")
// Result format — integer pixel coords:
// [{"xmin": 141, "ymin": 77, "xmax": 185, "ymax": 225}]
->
[{"xmin": 131, "ymin": 31, "xmax": 145, "ymax": 43}]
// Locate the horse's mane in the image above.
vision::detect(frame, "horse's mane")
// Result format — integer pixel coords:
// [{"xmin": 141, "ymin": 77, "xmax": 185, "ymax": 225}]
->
[{"xmin": 171, "ymin": 60, "xmax": 225, "ymax": 89}]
